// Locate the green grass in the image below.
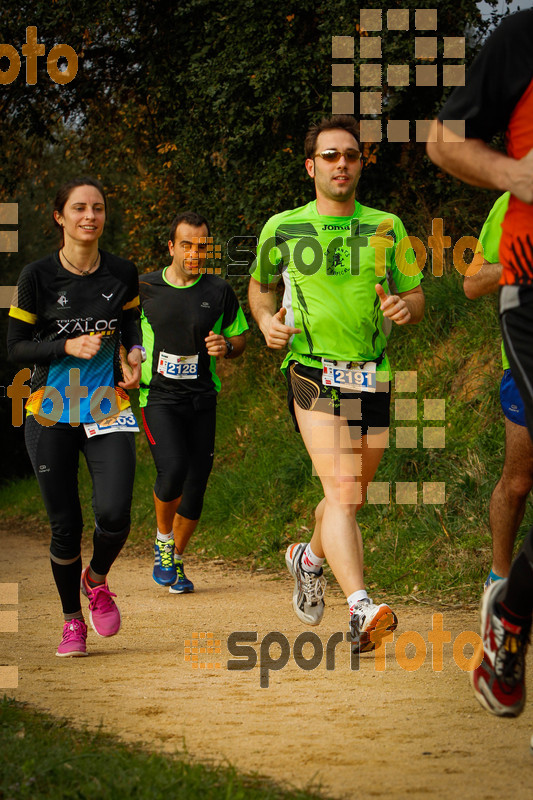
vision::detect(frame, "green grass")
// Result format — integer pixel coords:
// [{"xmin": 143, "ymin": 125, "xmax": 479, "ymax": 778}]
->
[
  {"xmin": 1, "ymin": 269, "xmax": 529, "ymax": 602},
  {"xmin": 0, "ymin": 698, "xmax": 326, "ymax": 800}
]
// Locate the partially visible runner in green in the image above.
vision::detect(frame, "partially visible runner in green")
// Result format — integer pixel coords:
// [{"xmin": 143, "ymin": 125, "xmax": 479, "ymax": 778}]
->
[
  {"xmin": 465, "ymin": 193, "xmax": 533, "ymax": 588},
  {"xmin": 248, "ymin": 115, "xmax": 424, "ymax": 653}
]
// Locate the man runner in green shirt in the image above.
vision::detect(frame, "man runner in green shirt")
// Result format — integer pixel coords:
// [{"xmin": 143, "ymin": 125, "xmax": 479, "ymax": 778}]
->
[{"xmin": 248, "ymin": 116, "xmax": 424, "ymax": 652}]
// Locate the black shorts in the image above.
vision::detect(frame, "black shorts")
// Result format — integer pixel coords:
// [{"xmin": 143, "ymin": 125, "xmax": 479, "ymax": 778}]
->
[
  {"xmin": 500, "ymin": 291, "xmax": 533, "ymax": 438},
  {"xmin": 141, "ymin": 399, "xmax": 216, "ymax": 519},
  {"xmin": 286, "ymin": 361, "xmax": 390, "ymax": 436}
]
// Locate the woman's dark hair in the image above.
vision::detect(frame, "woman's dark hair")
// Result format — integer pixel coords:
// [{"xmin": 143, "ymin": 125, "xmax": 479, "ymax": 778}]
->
[{"xmin": 53, "ymin": 176, "xmax": 107, "ymax": 237}]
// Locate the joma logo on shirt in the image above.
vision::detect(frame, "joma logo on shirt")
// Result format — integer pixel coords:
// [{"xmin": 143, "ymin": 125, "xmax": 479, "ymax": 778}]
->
[
  {"xmin": 56, "ymin": 318, "xmax": 118, "ymax": 335},
  {"xmin": 321, "ymin": 224, "xmax": 350, "ymax": 231}
]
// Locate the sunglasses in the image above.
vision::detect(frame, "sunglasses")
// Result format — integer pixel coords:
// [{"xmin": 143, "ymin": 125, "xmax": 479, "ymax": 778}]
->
[{"xmin": 314, "ymin": 149, "xmax": 362, "ymax": 163}]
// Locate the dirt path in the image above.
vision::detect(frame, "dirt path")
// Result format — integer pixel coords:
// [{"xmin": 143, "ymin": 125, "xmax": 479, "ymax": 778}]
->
[{"xmin": 1, "ymin": 529, "xmax": 532, "ymax": 799}]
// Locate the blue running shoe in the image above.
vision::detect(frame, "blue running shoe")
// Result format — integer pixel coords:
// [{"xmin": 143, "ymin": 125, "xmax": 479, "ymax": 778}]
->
[
  {"xmin": 153, "ymin": 538, "xmax": 177, "ymax": 586},
  {"xmin": 484, "ymin": 570, "xmax": 504, "ymax": 592},
  {"xmin": 168, "ymin": 556, "xmax": 194, "ymax": 594}
]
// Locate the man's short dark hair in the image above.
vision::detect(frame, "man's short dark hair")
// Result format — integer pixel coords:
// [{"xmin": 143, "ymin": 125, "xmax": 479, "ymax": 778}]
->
[
  {"xmin": 169, "ymin": 211, "xmax": 210, "ymax": 243},
  {"xmin": 304, "ymin": 115, "xmax": 361, "ymax": 159}
]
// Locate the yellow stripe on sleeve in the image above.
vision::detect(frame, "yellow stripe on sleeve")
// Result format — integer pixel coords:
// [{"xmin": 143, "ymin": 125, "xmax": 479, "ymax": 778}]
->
[{"xmin": 8, "ymin": 306, "xmax": 37, "ymax": 325}]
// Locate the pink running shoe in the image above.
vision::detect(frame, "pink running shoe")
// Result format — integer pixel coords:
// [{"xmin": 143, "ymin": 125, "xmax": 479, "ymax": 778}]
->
[
  {"xmin": 81, "ymin": 567, "xmax": 121, "ymax": 637},
  {"xmin": 56, "ymin": 618, "xmax": 88, "ymax": 657}
]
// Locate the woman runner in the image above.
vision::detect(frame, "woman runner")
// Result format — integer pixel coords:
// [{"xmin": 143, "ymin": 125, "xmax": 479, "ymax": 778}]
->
[{"xmin": 7, "ymin": 177, "xmax": 142, "ymax": 657}]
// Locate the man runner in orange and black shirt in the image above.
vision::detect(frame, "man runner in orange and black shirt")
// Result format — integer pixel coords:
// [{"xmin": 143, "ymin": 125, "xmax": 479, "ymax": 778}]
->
[{"xmin": 427, "ymin": 8, "xmax": 533, "ymax": 717}]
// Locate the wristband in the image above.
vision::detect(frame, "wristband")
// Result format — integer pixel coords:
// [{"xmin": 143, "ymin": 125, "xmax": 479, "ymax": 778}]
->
[
  {"xmin": 129, "ymin": 345, "xmax": 146, "ymax": 362},
  {"xmin": 224, "ymin": 338, "xmax": 234, "ymax": 358}
]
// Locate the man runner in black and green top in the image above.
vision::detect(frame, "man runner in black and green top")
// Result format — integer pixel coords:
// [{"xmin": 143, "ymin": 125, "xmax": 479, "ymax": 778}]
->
[
  {"xmin": 249, "ymin": 116, "xmax": 424, "ymax": 653},
  {"xmin": 140, "ymin": 212, "xmax": 248, "ymax": 593}
]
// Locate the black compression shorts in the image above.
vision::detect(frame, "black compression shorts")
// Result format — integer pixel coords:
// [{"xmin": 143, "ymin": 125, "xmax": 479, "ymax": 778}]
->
[
  {"xmin": 24, "ymin": 415, "xmax": 135, "ymax": 567},
  {"xmin": 141, "ymin": 399, "xmax": 216, "ymax": 520},
  {"xmin": 286, "ymin": 361, "xmax": 390, "ymax": 436}
]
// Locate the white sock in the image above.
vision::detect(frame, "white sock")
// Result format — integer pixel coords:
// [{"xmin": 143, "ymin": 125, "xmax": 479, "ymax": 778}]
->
[
  {"xmin": 301, "ymin": 544, "xmax": 324, "ymax": 573},
  {"xmin": 347, "ymin": 590, "xmax": 369, "ymax": 610},
  {"xmin": 156, "ymin": 530, "xmax": 173, "ymax": 542},
  {"xmin": 175, "ymin": 551, "xmax": 183, "ymax": 562}
]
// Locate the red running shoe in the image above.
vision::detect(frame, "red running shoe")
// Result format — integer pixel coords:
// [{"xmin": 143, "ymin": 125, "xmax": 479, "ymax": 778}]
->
[{"xmin": 471, "ymin": 579, "xmax": 529, "ymax": 717}]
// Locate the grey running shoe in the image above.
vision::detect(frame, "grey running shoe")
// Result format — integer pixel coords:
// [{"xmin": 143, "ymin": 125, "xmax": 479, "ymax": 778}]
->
[
  {"xmin": 350, "ymin": 598, "xmax": 398, "ymax": 654},
  {"xmin": 285, "ymin": 543, "xmax": 326, "ymax": 626}
]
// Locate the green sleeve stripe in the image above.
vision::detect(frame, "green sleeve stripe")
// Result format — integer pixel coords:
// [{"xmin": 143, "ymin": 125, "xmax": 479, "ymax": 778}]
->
[
  {"xmin": 139, "ymin": 385, "xmax": 150, "ymax": 408},
  {"xmin": 222, "ymin": 306, "xmax": 249, "ymax": 337},
  {"xmin": 140, "ymin": 310, "xmax": 155, "ymax": 404},
  {"xmin": 209, "ymin": 313, "xmax": 223, "ymax": 392}
]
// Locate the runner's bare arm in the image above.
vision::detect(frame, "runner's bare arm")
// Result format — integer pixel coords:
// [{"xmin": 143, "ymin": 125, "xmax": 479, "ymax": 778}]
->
[
  {"xmin": 463, "ymin": 260, "xmax": 502, "ymax": 299},
  {"xmin": 426, "ymin": 120, "xmax": 533, "ymax": 204},
  {"xmin": 248, "ymin": 276, "xmax": 301, "ymax": 349},
  {"xmin": 225, "ymin": 333, "xmax": 246, "ymax": 359},
  {"xmin": 376, "ymin": 284, "xmax": 424, "ymax": 326}
]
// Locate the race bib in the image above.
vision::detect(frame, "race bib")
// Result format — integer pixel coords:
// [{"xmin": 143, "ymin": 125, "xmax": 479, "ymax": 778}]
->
[
  {"xmin": 157, "ymin": 352, "xmax": 199, "ymax": 380},
  {"xmin": 83, "ymin": 408, "xmax": 140, "ymax": 438},
  {"xmin": 321, "ymin": 359, "xmax": 377, "ymax": 393}
]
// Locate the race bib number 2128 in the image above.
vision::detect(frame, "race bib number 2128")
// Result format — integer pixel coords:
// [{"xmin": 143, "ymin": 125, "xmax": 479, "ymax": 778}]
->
[{"xmin": 157, "ymin": 352, "xmax": 199, "ymax": 380}]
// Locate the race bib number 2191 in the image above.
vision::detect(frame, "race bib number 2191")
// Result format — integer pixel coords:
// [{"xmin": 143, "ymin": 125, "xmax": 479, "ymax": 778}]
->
[{"xmin": 322, "ymin": 360, "xmax": 376, "ymax": 393}]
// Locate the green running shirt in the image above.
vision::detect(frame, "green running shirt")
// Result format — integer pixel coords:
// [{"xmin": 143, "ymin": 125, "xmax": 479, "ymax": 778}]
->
[{"xmin": 250, "ymin": 200, "xmax": 422, "ymax": 377}]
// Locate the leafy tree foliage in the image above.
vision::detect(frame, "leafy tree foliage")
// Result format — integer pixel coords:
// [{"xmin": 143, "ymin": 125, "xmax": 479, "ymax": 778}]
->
[{"xmin": 0, "ymin": 0, "xmax": 510, "ymax": 479}]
